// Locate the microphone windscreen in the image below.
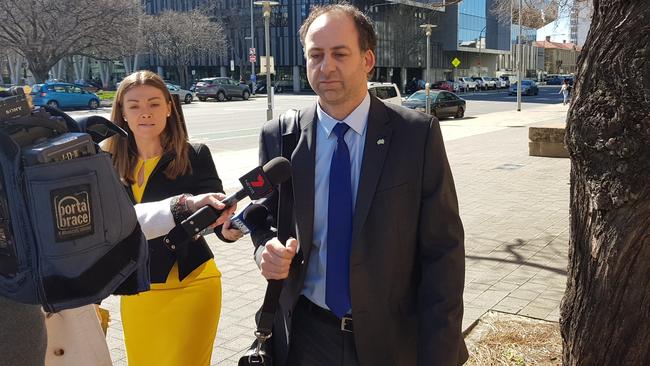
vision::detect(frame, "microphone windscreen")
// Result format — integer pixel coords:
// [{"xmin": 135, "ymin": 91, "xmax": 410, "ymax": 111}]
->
[
  {"xmin": 242, "ymin": 204, "xmax": 269, "ymax": 232},
  {"xmin": 262, "ymin": 157, "xmax": 292, "ymax": 186}
]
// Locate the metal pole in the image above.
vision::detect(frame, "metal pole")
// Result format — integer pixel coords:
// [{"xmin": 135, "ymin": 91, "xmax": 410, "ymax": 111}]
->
[
  {"xmin": 426, "ymin": 32, "xmax": 430, "ymax": 85},
  {"xmin": 250, "ymin": 0, "xmax": 255, "ymax": 93},
  {"xmin": 478, "ymin": 26, "xmax": 485, "ymax": 77},
  {"xmin": 478, "ymin": 33, "xmax": 482, "ymax": 77},
  {"xmin": 516, "ymin": 0, "xmax": 522, "ymax": 111},
  {"xmin": 425, "ymin": 31, "xmax": 431, "ymax": 115},
  {"xmin": 419, "ymin": 23, "xmax": 436, "ymax": 115},
  {"xmin": 264, "ymin": 4, "xmax": 272, "ymax": 120}
]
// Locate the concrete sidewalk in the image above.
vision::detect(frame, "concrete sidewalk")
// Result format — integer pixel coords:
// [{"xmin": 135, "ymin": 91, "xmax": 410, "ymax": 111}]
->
[{"xmin": 103, "ymin": 103, "xmax": 571, "ymax": 365}]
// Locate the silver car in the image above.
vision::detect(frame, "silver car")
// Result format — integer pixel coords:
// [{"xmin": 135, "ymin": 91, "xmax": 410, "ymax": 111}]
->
[
  {"xmin": 195, "ymin": 77, "xmax": 251, "ymax": 102},
  {"xmin": 166, "ymin": 83, "xmax": 195, "ymax": 104}
]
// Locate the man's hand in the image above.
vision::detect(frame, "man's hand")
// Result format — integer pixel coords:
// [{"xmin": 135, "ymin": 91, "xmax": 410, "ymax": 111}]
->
[
  {"xmin": 220, "ymin": 218, "xmax": 244, "ymax": 241},
  {"xmin": 185, "ymin": 193, "xmax": 237, "ymax": 228},
  {"xmin": 260, "ymin": 237, "xmax": 299, "ymax": 280}
]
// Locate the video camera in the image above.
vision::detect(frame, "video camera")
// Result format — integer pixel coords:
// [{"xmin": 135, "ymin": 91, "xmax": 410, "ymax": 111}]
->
[{"xmin": 0, "ymin": 87, "xmax": 148, "ymax": 312}]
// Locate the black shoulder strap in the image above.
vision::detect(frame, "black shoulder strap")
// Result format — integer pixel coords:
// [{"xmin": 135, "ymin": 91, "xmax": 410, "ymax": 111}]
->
[{"xmin": 256, "ymin": 109, "xmax": 300, "ymax": 336}]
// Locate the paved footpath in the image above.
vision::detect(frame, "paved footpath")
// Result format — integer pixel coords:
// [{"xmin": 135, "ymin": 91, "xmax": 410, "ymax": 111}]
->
[{"xmin": 103, "ymin": 103, "xmax": 571, "ymax": 365}]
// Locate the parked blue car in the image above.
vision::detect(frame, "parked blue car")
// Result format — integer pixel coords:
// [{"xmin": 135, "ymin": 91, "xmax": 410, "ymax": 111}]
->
[
  {"xmin": 31, "ymin": 82, "xmax": 101, "ymax": 110},
  {"xmin": 509, "ymin": 80, "xmax": 539, "ymax": 96}
]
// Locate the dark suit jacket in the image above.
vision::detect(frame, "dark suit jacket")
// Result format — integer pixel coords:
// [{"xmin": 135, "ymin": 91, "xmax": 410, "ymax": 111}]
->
[
  {"xmin": 255, "ymin": 96, "xmax": 468, "ymax": 366},
  {"xmin": 133, "ymin": 143, "xmax": 225, "ymax": 283}
]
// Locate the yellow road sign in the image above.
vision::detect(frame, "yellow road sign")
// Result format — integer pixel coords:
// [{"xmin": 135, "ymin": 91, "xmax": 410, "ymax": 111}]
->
[{"xmin": 451, "ymin": 57, "xmax": 461, "ymax": 68}]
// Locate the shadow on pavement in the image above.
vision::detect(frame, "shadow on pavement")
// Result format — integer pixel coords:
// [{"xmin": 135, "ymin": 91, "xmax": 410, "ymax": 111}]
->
[{"xmin": 467, "ymin": 238, "xmax": 568, "ymax": 276}]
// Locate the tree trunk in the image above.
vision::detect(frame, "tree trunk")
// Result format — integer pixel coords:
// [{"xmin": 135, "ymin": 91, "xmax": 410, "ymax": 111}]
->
[
  {"xmin": 561, "ymin": 1, "xmax": 650, "ymax": 365},
  {"xmin": 7, "ymin": 53, "xmax": 24, "ymax": 85},
  {"xmin": 64, "ymin": 56, "xmax": 74, "ymax": 82},
  {"xmin": 177, "ymin": 65, "xmax": 189, "ymax": 89},
  {"xmin": 29, "ymin": 63, "xmax": 51, "ymax": 83}
]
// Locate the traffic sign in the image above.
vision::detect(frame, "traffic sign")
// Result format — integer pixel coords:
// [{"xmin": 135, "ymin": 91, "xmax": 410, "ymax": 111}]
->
[
  {"xmin": 259, "ymin": 56, "xmax": 275, "ymax": 75},
  {"xmin": 249, "ymin": 55, "xmax": 257, "ymax": 63},
  {"xmin": 451, "ymin": 57, "xmax": 461, "ymax": 68},
  {"xmin": 249, "ymin": 47, "xmax": 256, "ymax": 56}
]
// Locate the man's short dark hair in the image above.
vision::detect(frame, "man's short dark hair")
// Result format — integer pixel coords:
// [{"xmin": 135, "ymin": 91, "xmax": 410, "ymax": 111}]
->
[{"xmin": 299, "ymin": 3, "xmax": 377, "ymax": 54}]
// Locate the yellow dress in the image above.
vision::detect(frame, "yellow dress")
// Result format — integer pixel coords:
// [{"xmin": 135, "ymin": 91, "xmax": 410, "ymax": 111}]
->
[{"xmin": 121, "ymin": 157, "xmax": 222, "ymax": 366}]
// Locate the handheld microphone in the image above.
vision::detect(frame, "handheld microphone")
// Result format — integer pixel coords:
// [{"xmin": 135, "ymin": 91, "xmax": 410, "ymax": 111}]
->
[
  {"xmin": 231, "ymin": 203, "xmax": 270, "ymax": 235},
  {"xmin": 229, "ymin": 205, "xmax": 253, "ymax": 235},
  {"xmin": 164, "ymin": 157, "xmax": 291, "ymax": 247}
]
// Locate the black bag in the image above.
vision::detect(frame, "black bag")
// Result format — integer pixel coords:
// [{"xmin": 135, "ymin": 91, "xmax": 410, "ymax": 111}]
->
[
  {"xmin": 0, "ymin": 90, "xmax": 149, "ymax": 312},
  {"xmin": 239, "ymin": 109, "xmax": 300, "ymax": 366},
  {"xmin": 239, "ymin": 332, "xmax": 273, "ymax": 366}
]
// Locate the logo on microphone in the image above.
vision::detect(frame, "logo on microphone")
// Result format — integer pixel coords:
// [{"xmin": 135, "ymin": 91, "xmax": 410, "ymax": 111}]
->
[
  {"xmin": 51, "ymin": 184, "xmax": 94, "ymax": 241},
  {"xmin": 250, "ymin": 174, "xmax": 266, "ymax": 188},
  {"xmin": 240, "ymin": 167, "xmax": 274, "ymax": 199}
]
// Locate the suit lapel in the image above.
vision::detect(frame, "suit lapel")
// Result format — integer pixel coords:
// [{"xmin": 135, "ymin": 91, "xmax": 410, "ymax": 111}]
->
[
  {"xmin": 352, "ymin": 97, "xmax": 393, "ymax": 245},
  {"xmin": 291, "ymin": 105, "xmax": 317, "ymax": 260}
]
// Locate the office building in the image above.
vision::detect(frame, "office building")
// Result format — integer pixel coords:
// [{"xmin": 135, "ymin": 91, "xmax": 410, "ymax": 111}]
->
[{"xmin": 143, "ymin": 0, "xmax": 518, "ymax": 91}]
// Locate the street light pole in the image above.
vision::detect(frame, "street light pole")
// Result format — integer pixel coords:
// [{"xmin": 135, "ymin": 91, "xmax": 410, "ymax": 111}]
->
[
  {"xmin": 250, "ymin": 0, "xmax": 255, "ymax": 93},
  {"xmin": 478, "ymin": 25, "xmax": 486, "ymax": 77},
  {"xmin": 254, "ymin": 1, "xmax": 278, "ymax": 121},
  {"xmin": 517, "ymin": 0, "xmax": 523, "ymax": 111},
  {"xmin": 420, "ymin": 24, "xmax": 437, "ymax": 115}
]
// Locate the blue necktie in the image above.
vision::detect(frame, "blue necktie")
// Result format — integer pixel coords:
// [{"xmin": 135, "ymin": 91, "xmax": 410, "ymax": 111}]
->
[{"xmin": 326, "ymin": 122, "xmax": 353, "ymax": 318}]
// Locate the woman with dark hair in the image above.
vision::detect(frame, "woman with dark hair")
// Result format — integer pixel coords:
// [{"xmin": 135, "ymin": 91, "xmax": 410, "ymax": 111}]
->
[{"xmin": 104, "ymin": 70, "xmax": 241, "ymax": 366}]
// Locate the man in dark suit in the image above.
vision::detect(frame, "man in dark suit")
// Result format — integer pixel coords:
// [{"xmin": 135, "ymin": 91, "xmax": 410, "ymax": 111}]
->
[{"xmin": 254, "ymin": 4, "xmax": 467, "ymax": 366}]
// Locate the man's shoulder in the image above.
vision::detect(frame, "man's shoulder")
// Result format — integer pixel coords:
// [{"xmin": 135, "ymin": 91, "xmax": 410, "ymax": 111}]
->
[{"xmin": 261, "ymin": 105, "xmax": 315, "ymax": 136}]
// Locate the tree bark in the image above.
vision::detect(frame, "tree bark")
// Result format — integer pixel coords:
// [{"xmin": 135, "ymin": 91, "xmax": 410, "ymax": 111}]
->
[
  {"xmin": 561, "ymin": 1, "xmax": 650, "ymax": 365},
  {"xmin": 176, "ymin": 65, "xmax": 189, "ymax": 89},
  {"xmin": 29, "ymin": 63, "xmax": 51, "ymax": 84}
]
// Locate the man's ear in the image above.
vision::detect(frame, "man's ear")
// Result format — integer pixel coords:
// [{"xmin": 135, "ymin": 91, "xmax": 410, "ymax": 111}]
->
[{"xmin": 364, "ymin": 49, "xmax": 376, "ymax": 75}]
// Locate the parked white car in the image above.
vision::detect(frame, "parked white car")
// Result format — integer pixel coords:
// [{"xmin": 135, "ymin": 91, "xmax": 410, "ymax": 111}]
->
[
  {"xmin": 368, "ymin": 82, "xmax": 402, "ymax": 106},
  {"xmin": 166, "ymin": 83, "xmax": 195, "ymax": 104},
  {"xmin": 475, "ymin": 76, "xmax": 496, "ymax": 90},
  {"xmin": 491, "ymin": 78, "xmax": 504, "ymax": 89},
  {"xmin": 471, "ymin": 77, "xmax": 487, "ymax": 90},
  {"xmin": 499, "ymin": 75, "xmax": 512, "ymax": 88},
  {"xmin": 456, "ymin": 77, "xmax": 478, "ymax": 91}
]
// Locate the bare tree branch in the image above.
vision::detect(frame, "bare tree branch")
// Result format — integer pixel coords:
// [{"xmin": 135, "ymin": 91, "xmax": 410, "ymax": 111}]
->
[
  {"xmin": 491, "ymin": 0, "xmax": 593, "ymax": 29},
  {"xmin": 142, "ymin": 9, "xmax": 227, "ymax": 87},
  {"xmin": 0, "ymin": 0, "xmax": 141, "ymax": 82}
]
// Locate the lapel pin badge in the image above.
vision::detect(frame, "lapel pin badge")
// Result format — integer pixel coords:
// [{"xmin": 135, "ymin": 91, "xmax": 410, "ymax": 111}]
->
[{"xmin": 376, "ymin": 138, "xmax": 385, "ymax": 146}]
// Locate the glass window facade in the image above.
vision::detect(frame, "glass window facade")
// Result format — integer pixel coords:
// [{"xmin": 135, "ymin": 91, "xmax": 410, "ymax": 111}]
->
[
  {"xmin": 458, "ymin": 0, "xmax": 487, "ymax": 48},
  {"xmin": 143, "ymin": 0, "xmax": 515, "ymax": 85},
  {"xmin": 511, "ymin": 24, "xmax": 538, "ymax": 44}
]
